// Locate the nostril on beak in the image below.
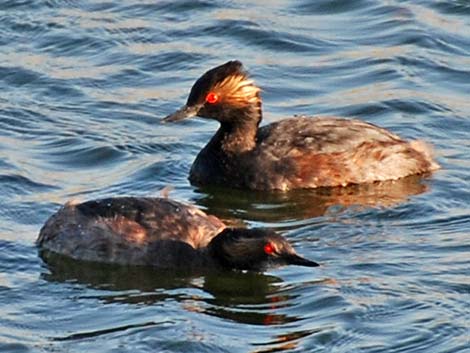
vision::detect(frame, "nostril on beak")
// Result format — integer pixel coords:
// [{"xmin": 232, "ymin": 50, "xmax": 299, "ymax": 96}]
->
[{"xmin": 162, "ymin": 105, "xmax": 199, "ymax": 123}]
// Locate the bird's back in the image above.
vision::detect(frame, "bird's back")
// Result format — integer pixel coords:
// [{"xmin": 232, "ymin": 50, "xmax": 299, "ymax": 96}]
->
[
  {"xmin": 244, "ymin": 116, "xmax": 439, "ymax": 190},
  {"xmin": 37, "ymin": 197, "xmax": 226, "ymax": 267},
  {"xmin": 257, "ymin": 117, "xmax": 402, "ymax": 154}
]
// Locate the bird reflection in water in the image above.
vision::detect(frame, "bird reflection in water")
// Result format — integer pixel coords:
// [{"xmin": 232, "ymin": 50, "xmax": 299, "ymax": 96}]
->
[
  {"xmin": 40, "ymin": 249, "xmax": 329, "ymax": 353},
  {"xmin": 40, "ymin": 253, "xmax": 313, "ymax": 310},
  {"xmin": 193, "ymin": 174, "xmax": 431, "ymax": 223}
]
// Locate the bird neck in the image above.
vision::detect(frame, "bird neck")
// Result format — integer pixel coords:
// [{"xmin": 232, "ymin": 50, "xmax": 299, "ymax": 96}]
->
[
  {"xmin": 213, "ymin": 105, "xmax": 262, "ymax": 154},
  {"xmin": 205, "ymin": 229, "xmax": 239, "ymax": 269},
  {"xmin": 195, "ymin": 248, "xmax": 220, "ymax": 269}
]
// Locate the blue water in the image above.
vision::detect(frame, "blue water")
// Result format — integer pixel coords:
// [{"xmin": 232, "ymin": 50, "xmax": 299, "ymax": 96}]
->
[{"xmin": 1, "ymin": 1, "xmax": 469, "ymax": 352}]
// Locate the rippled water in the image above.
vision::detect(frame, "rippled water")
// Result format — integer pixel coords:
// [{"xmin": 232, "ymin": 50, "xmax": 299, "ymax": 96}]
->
[{"xmin": 1, "ymin": 1, "xmax": 469, "ymax": 352}]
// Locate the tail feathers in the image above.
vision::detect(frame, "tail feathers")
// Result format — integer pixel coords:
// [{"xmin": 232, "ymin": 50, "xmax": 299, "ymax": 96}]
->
[{"xmin": 409, "ymin": 140, "xmax": 440, "ymax": 171}]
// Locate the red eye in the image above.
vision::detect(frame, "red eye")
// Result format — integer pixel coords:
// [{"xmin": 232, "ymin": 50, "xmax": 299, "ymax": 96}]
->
[
  {"xmin": 205, "ymin": 92, "xmax": 219, "ymax": 104},
  {"xmin": 264, "ymin": 242, "xmax": 275, "ymax": 255}
]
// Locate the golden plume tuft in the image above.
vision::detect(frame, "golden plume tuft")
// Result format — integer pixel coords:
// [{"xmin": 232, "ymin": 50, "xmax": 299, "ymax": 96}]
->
[{"xmin": 213, "ymin": 74, "xmax": 261, "ymax": 107}]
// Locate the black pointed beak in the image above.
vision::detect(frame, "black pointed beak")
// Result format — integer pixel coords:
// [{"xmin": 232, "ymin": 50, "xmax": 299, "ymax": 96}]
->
[
  {"xmin": 162, "ymin": 105, "xmax": 200, "ymax": 123},
  {"xmin": 285, "ymin": 253, "xmax": 320, "ymax": 267}
]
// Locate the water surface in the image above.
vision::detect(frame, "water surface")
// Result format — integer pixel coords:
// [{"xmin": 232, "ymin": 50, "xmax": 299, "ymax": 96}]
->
[{"xmin": 1, "ymin": 1, "xmax": 469, "ymax": 352}]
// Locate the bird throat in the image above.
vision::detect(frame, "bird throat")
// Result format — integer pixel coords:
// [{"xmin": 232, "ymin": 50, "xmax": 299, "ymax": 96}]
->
[{"xmin": 218, "ymin": 105, "xmax": 262, "ymax": 154}]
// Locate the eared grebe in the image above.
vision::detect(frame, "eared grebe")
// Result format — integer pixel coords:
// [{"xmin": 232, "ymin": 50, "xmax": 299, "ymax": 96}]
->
[
  {"xmin": 37, "ymin": 197, "xmax": 319, "ymax": 271},
  {"xmin": 163, "ymin": 60, "xmax": 439, "ymax": 191}
]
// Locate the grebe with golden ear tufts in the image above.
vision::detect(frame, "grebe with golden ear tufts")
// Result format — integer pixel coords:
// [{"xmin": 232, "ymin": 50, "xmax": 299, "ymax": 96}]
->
[{"xmin": 164, "ymin": 60, "xmax": 439, "ymax": 191}]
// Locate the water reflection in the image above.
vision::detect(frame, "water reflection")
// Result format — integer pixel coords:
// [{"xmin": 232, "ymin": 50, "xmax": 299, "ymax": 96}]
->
[
  {"xmin": 202, "ymin": 272, "xmax": 299, "ymax": 326},
  {"xmin": 192, "ymin": 174, "xmax": 431, "ymax": 223},
  {"xmin": 40, "ymin": 251, "xmax": 268, "ymax": 297},
  {"xmin": 251, "ymin": 328, "xmax": 322, "ymax": 353},
  {"xmin": 40, "ymin": 251, "xmax": 313, "ymax": 333},
  {"xmin": 40, "ymin": 251, "xmax": 194, "ymax": 293}
]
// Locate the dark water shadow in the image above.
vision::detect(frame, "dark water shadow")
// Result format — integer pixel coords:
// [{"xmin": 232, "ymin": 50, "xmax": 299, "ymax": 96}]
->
[
  {"xmin": 39, "ymin": 251, "xmax": 309, "ymax": 327},
  {"xmin": 191, "ymin": 174, "xmax": 432, "ymax": 224}
]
